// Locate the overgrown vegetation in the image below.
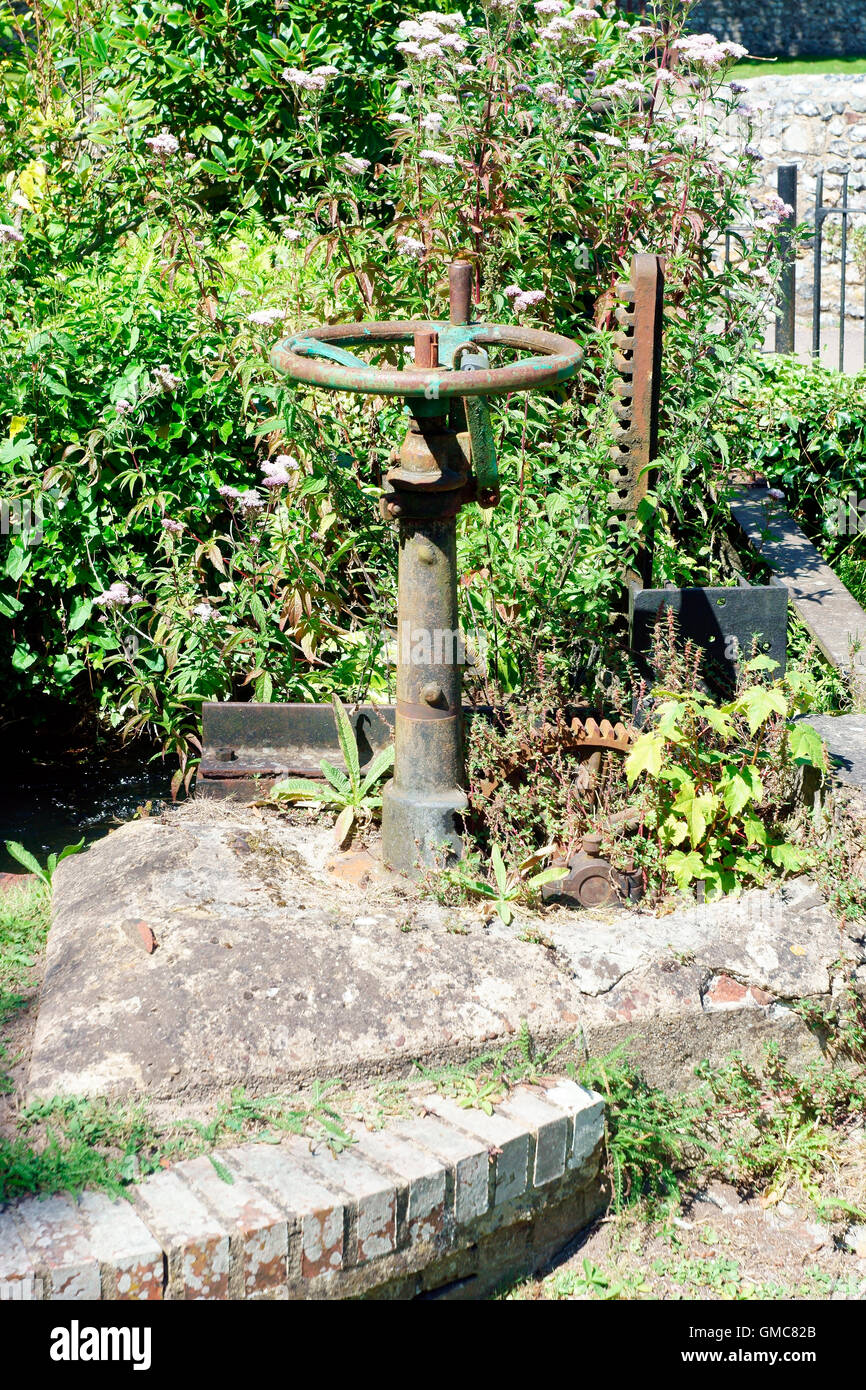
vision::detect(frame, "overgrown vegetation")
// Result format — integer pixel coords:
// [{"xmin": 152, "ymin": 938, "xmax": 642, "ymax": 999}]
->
[{"xmin": 0, "ymin": 0, "xmax": 789, "ymax": 791}]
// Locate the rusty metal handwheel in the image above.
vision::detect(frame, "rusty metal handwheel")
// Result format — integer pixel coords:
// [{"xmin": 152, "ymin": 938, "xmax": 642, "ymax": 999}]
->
[
  {"xmin": 266, "ymin": 264, "xmax": 584, "ymax": 878},
  {"xmin": 270, "ymin": 320, "xmax": 582, "ymax": 399}
]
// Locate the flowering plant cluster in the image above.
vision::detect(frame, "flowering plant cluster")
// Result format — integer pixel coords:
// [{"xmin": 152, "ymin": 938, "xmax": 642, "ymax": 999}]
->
[{"xmin": 0, "ymin": 0, "xmax": 789, "ymax": 785}]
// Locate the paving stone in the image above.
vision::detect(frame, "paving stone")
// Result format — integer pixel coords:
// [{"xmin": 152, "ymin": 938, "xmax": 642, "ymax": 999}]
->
[
  {"xmin": 13, "ymin": 1195, "xmax": 100, "ymax": 1299},
  {"xmin": 173, "ymin": 1155, "xmax": 287, "ymax": 1298},
  {"xmin": 133, "ymin": 1170, "xmax": 229, "ymax": 1300},
  {"xmin": 422, "ymin": 1094, "xmax": 529, "ymax": 1206},
  {"xmin": 499, "ymin": 1087, "xmax": 569, "ymax": 1186},
  {"xmin": 228, "ymin": 1143, "xmax": 345, "ymax": 1279},
  {"xmin": 77, "ymin": 1191, "xmax": 164, "ymax": 1300}
]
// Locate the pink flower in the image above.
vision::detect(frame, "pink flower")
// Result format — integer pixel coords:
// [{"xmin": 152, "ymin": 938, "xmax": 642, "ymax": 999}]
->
[
  {"xmin": 247, "ymin": 308, "xmax": 285, "ymax": 326},
  {"xmin": 261, "ymin": 454, "xmax": 299, "ymax": 488},
  {"xmin": 513, "ymin": 289, "xmax": 546, "ymax": 313},
  {"xmin": 337, "ymin": 153, "xmax": 371, "ymax": 175},
  {"xmin": 161, "ymin": 518, "xmax": 184, "ymax": 534},
  {"xmin": 144, "ymin": 130, "xmax": 179, "ymax": 156},
  {"xmin": 95, "ymin": 582, "xmax": 134, "ymax": 608},
  {"xmin": 0, "ymin": 224, "xmax": 24, "ymax": 244}
]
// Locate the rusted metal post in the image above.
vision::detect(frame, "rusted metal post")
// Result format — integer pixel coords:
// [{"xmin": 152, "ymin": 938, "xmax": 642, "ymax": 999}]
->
[
  {"xmin": 267, "ymin": 270, "xmax": 582, "ymax": 876},
  {"xmin": 775, "ymin": 164, "xmax": 797, "ymax": 356},
  {"xmin": 609, "ymin": 252, "xmax": 665, "ymax": 589},
  {"xmin": 380, "ymin": 266, "xmax": 475, "ymax": 873}
]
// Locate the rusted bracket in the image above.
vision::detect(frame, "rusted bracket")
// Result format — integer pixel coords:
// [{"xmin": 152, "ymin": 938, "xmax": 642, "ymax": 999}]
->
[{"xmin": 609, "ymin": 253, "xmax": 665, "ymax": 589}]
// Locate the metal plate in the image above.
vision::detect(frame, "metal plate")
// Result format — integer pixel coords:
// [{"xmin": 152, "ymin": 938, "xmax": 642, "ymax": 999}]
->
[{"xmin": 630, "ymin": 584, "xmax": 789, "ymax": 694}]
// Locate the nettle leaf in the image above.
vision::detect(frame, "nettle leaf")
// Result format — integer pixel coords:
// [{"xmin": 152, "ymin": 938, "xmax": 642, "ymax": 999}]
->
[
  {"xmin": 770, "ymin": 841, "xmax": 810, "ymax": 873},
  {"xmin": 720, "ymin": 766, "xmax": 763, "ymax": 817},
  {"xmin": 742, "ymin": 816, "xmax": 768, "ymax": 847},
  {"xmin": 625, "ymin": 732, "xmax": 665, "ymax": 786},
  {"xmin": 672, "ymin": 785, "xmax": 717, "ymax": 848},
  {"xmin": 702, "ymin": 705, "xmax": 734, "ymax": 740},
  {"xmin": 665, "ymin": 850, "xmax": 705, "ymax": 892},
  {"xmin": 788, "ymin": 722, "xmax": 826, "ymax": 769},
  {"xmin": 734, "ymin": 685, "xmax": 788, "ymax": 734}
]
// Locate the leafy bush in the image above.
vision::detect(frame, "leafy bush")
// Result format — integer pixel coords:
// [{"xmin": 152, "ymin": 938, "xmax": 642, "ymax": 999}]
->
[
  {"xmin": 715, "ymin": 355, "xmax": 866, "ymax": 573},
  {"xmin": 625, "ymin": 657, "xmax": 825, "ymax": 898},
  {"xmin": 0, "ymin": 0, "xmax": 786, "ymax": 779}
]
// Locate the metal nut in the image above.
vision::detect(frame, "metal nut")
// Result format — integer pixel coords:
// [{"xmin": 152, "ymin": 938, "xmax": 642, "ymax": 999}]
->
[{"xmin": 420, "ymin": 682, "xmax": 443, "ymax": 706}]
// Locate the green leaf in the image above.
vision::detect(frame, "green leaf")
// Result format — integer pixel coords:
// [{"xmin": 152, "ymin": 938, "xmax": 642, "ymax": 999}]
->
[
  {"xmin": 742, "ymin": 816, "xmax": 768, "ymax": 847},
  {"xmin": 491, "ymin": 844, "xmax": 508, "ymax": 896},
  {"xmin": 720, "ymin": 767, "xmax": 763, "ymax": 817},
  {"xmin": 788, "ymin": 722, "xmax": 826, "ymax": 769},
  {"xmin": 358, "ymin": 744, "xmax": 395, "ymax": 797},
  {"xmin": 208, "ymin": 1154, "xmax": 235, "ymax": 1184},
  {"xmin": 331, "ymin": 696, "xmax": 360, "ymax": 794},
  {"xmin": 527, "ymin": 865, "xmax": 569, "ymax": 888},
  {"xmin": 4, "ymin": 841, "xmax": 49, "ymax": 885},
  {"xmin": 625, "ymin": 733, "xmax": 665, "ymax": 786},
  {"xmin": 672, "ymin": 785, "xmax": 717, "ymax": 848},
  {"xmin": 770, "ymin": 841, "xmax": 810, "ymax": 873},
  {"xmin": 318, "ymin": 759, "xmax": 351, "ymax": 798},
  {"xmin": 665, "ymin": 849, "xmax": 705, "ymax": 893},
  {"xmin": 734, "ymin": 685, "xmax": 788, "ymax": 734},
  {"xmin": 271, "ymin": 778, "xmax": 333, "ymax": 802}
]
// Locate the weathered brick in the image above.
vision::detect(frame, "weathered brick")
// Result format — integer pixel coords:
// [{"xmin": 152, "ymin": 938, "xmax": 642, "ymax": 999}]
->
[
  {"xmin": 0, "ymin": 1210, "xmax": 41, "ymax": 1299},
  {"xmin": 499, "ymin": 1087, "xmax": 568, "ymax": 1186},
  {"xmin": 352, "ymin": 1127, "xmax": 446, "ymax": 1245},
  {"xmin": 133, "ymin": 1170, "xmax": 229, "ymax": 1300},
  {"xmin": 395, "ymin": 1114, "xmax": 489, "ymax": 1224},
  {"xmin": 175, "ymin": 1154, "xmax": 287, "ymax": 1298},
  {"xmin": 422, "ymin": 1095, "xmax": 529, "ymax": 1206},
  {"xmin": 14, "ymin": 1195, "xmax": 100, "ymax": 1299},
  {"xmin": 229, "ymin": 1144, "xmax": 345, "ymax": 1280},
  {"xmin": 543, "ymin": 1079, "xmax": 605, "ymax": 1167},
  {"xmin": 287, "ymin": 1139, "xmax": 396, "ymax": 1265},
  {"xmin": 77, "ymin": 1191, "xmax": 164, "ymax": 1300}
]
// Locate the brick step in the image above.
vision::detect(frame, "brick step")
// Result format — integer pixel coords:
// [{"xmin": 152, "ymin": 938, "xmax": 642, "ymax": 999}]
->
[{"xmin": 0, "ymin": 1079, "xmax": 605, "ymax": 1302}]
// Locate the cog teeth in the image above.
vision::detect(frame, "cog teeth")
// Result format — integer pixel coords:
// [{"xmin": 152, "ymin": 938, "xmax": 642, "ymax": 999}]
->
[
  {"xmin": 613, "ymin": 402, "xmax": 632, "ymax": 421},
  {"xmin": 615, "ymin": 307, "xmax": 635, "ymax": 330},
  {"xmin": 615, "ymin": 282, "xmax": 635, "ymax": 301},
  {"xmin": 613, "ymin": 351, "xmax": 634, "ymax": 375},
  {"xmin": 612, "ymin": 380, "xmax": 633, "ymax": 399}
]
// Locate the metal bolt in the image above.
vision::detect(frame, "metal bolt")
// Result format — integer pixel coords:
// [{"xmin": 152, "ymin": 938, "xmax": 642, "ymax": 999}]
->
[
  {"xmin": 421, "ymin": 682, "xmax": 444, "ymax": 707},
  {"xmin": 416, "ymin": 539, "xmax": 437, "ymax": 565},
  {"xmin": 387, "ymin": 501, "xmax": 403, "ymax": 518}
]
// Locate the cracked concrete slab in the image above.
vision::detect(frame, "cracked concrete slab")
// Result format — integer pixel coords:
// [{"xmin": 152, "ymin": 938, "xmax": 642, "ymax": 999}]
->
[{"xmin": 29, "ymin": 808, "xmax": 864, "ymax": 1102}]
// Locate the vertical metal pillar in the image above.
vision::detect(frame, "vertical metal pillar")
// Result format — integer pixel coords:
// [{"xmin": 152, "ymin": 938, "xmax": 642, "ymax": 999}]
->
[
  {"xmin": 839, "ymin": 169, "xmax": 849, "ymax": 373},
  {"xmin": 775, "ymin": 164, "xmax": 797, "ymax": 356},
  {"xmin": 380, "ymin": 264, "xmax": 472, "ymax": 874},
  {"xmin": 812, "ymin": 169, "xmax": 824, "ymax": 360}
]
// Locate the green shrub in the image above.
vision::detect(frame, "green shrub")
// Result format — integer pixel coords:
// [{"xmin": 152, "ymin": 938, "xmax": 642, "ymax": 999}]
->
[{"xmin": 0, "ymin": 1, "xmax": 785, "ymax": 775}]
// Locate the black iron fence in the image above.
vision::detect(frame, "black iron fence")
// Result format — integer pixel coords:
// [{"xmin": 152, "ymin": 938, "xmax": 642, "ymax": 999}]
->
[{"xmin": 724, "ymin": 164, "xmax": 866, "ymax": 373}]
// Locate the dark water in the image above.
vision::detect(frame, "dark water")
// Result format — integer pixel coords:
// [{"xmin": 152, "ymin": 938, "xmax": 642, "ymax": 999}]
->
[{"xmin": 0, "ymin": 759, "xmax": 174, "ymax": 875}]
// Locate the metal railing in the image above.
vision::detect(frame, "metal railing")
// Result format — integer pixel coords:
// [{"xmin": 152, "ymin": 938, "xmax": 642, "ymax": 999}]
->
[{"xmin": 724, "ymin": 164, "xmax": 866, "ymax": 373}]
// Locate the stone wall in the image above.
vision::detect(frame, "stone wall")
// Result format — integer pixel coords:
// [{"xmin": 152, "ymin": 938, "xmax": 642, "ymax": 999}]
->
[
  {"xmin": 689, "ymin": 0, "xmax": 866, "ymax": 59},
  {"xmin": 717, "ymin": 74, "xmax": 866, "ymax": 321}
]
